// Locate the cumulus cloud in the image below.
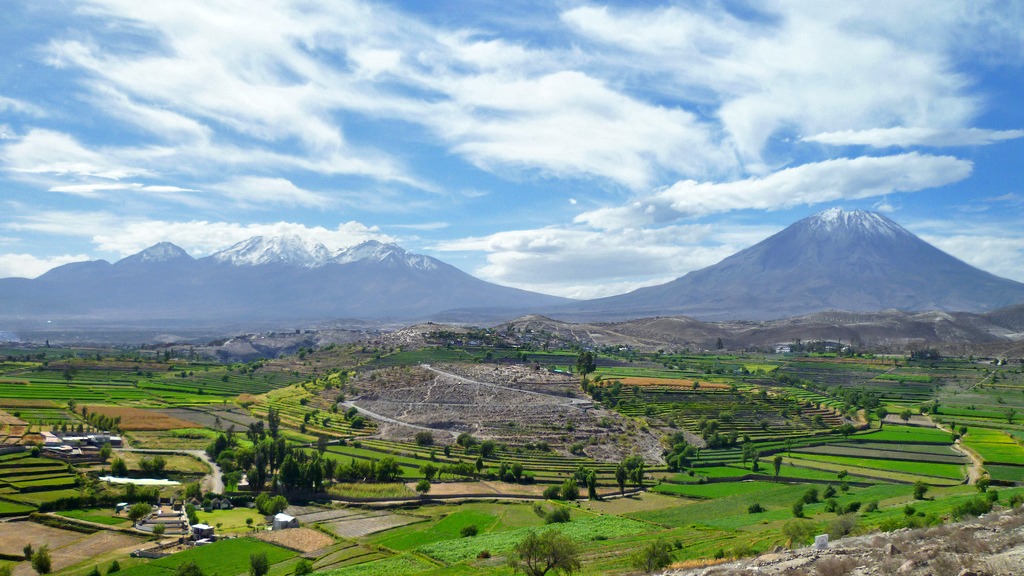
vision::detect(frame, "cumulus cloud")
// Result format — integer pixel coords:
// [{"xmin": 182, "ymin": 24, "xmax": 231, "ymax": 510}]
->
[
  {"xmin": 0, "ymin": 253, "xmax": 92, "ymax": 279},
  {"xmin": 921, "ymin": 233, "xmax": 1024, "ymax": 283},
  {"xmin": 575, "ymin": 154, "xmax": 972, "ymax": 229}
]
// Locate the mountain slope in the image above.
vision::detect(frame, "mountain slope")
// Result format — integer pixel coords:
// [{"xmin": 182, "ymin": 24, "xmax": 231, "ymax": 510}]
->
[
  {"xmin": 557, "ymin": 208, "xmax": 1024, "ymax": 321},
  {"xmin": 0, "ymin": 237, "xmax": 570, "ymax": 327}
]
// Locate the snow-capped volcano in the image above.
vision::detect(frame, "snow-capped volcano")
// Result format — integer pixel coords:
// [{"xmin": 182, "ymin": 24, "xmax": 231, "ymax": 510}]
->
[
  {"xmin": 332, "ymin": 240, "xmax": 438, "ymax": 270},
  {"xmin": 559, "ymin": 207, "xmax": 1024, "ymax": 320},
  {"xmin": 805, "ymin": 207, "xmax": 904, "ymax": 239},
  {"xmin": 211, "ymin": 235, "xmax": 333, "ymax": 267}
]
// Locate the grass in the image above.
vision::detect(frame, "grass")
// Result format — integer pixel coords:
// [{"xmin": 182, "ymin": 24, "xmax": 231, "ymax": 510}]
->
[
  {"xmin": 317, "ymin": 554, "xmax": 436, "ymax": 576},
  {"xmin": 415, "ymin": 513, "xmax": 655, "ymax": 564},
  {"xmin": 56, "ymin": 508, "xmax": 131, "ymax": 526},
  {"xmin": 114, "ymin": 537, "xmax": 295, "ymax": 576},
  {"xmin": 329, "ymin": 482, "xmax": 414, "ymax": 499},
  {"xmin": 787, "ymin": 452, "xmax": 966, "ymax": 480},
  {"xmin": 0, "ymin": 499, "xmax": 35, "ymax": 516},
  {"xmin": 191, "ymin": 507, "xmax": 266, "ymax": 533}
]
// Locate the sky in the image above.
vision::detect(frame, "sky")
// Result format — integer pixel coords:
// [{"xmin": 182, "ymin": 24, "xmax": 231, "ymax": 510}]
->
[{"xmin": 1, "ymin": 1, "xmax": 1023, "ymax": 299}]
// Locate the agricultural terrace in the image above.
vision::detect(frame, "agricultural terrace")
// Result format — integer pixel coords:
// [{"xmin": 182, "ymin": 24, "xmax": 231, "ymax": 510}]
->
[{"xmin": 0, "ymin": 344, "xmax": 1022, "ymax": 575}]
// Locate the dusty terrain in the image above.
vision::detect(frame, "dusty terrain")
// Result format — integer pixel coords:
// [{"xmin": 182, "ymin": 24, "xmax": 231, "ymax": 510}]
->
[
  {"xmin": 668, "ymin": 507, "xmax": 1024, "ymax": 576},
  {"xmin": 347, "ymin": 363, "xmax": 664, "ymax": 463}
]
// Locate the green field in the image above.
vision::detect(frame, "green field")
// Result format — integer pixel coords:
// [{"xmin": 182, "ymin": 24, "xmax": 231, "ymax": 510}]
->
[{"xmin": 115, "ymin": 538, "xmax": 295, "ymax": 576}]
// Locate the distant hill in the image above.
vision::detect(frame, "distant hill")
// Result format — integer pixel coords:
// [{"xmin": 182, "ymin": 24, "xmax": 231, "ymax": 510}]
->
[
  {"xmin": 551, "ymin": 208, "xmax": 1024, "ymax": 321},
  {"xmin": 0, "ymin": 237, "xmax": 570, "ymax": 329}
]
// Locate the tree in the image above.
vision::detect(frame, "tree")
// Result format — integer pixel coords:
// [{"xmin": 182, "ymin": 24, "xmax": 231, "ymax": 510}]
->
[
  {"xmin": 128, "ymin": 502, "xmax": 152, "ymax": 524},
  {"xmin": 316, "ymin": 436, "xmax": 328, "ymax": 454},
  {"xmin": 87, "ymin": 567, "xmax": 101, "ymax": 576},
  {"xmin": 715, "ymin": 338, "xmax": 724, "ymax": 350},
  {"xmin": 836, "ymin": 424, "xmax": 856, "ymax": 439},
  {"xmin": 107, "ymin": 561, "xmax": 121, "ymax": 574},
  {"xmin": 99, "ymin": 442, "xmax": 113, "ymax": 462},
  {"xmin": 574, "ymin": 351, "xmax": 596, "ymax": 377},
  {"xmin": 508, "ymin": 530, "xmax": 581, "ymax": 576},
  {"xmin": 62, "ymin": 366, "xmax": 78, "ymax": 383},
  {"xmin": 32, "ymin": 546, "xmax": 52, "ymax": 575},
  {"xmin": 791, "ymin": 501, "xmax": 804, "ymax": 518},
  {"xmin": 415, "ymin": 431, "xmax": 434, "ymax": 446},
  {"xmin": 267, "ymin": 407, "xmax": 281, "ymax": 439},
  {"xmin": 293, "ymin": 560, "xmax": 313, "ymax": 576},
  {"xmin": 1007, "ymin": 408, "xmax": 1017, "ymax": 425},
  {"xmin": 111, "ymin": 457, "xmax": 128, "ymax": 477},
  {"xmin": 175, "ymin": 561, "xmax": 204, "ymax": 576},
  {"xmin": 480, "ymin": 440, "xmax": 496, "ymax": 458},
  {"xmin": 773, "ymin": 455, "xmax": 783, "ymax": 479},
  {"xmin": 249, "ymin": 552, "xmax": 269, "ymax": 576},
  {"xmin": 615, "ymin": 464, "xmax": 627, "ymax": 495},
  {"xmin": 560, "ymin": 478, "xmax": 579, "ymax": 501},
  {"xmin": 876, "ymin": 407, "xmax": 889, "ymax": 428},
  {"xmin": 913, "ymin": 481, "xmax": 928, "ymax": 500},
  {"xmin": 152, "ymin": 523, "xmax": 166, "ymax": 538},
  {"xmin": 900, "ymin": 409, "xmax": 912, "ymax": 423},
  {"xmin": 631, "ymin": 539, "xmax": 673, "ymax": 573},
  {"xmin": 415, "ymin": 479, "xmax": 431, "ymax": 496},
  {"xmin": 421, "ymin": 463, "xmax": 438, "ymax": 481}
]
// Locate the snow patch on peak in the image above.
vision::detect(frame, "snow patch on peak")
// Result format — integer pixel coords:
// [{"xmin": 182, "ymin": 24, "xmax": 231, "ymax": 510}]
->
[
  {"xmin": 806, "ymin": 208, "xmax": 905, "ymax": 239},
  {"xmin": 119, "ymin": 242, "xmax": 192, "ymax": 265},
  {"xmin": 333, "ymin": 240, "xmax": 438, "ymax": 270},
  {"xmin": 212, "ymin": 235, "xmax": 332, "ymax": 267}
]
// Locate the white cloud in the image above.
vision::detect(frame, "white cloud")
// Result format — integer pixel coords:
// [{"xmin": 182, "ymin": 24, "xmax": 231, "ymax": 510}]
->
[
  {"xmin": 804, "ymin": 127, "xmax": 1024, "ymax": 148},
  {"xmin": 0, "ymin": 253, "xmax": 92, "ymax": 279},
  {"xmin": 575, "ymin": 154, "xmax": 972, "ymax": 228},
  {"xmin": 210, "ymin": 177, "xmax": 331, "ymax": 209},
  {"xmin": 921, "ymin": 233, "xmax": 1024, "ymax": 283},
  {"xmin": 5, "ymin": 210, "xmax": 391, "ymax": 257},
  {"xmin": 561, "ymin": 3, "xmax": 999, "ymax": 162},
  {"xmin": 1, "ymin": 129, "xmax": 157, "ymax": 180},
  {"xmin": 433, "ymin": 223, "xmax": 779, "ymax": 299},
  {"xmin": 0, "ymin": 95, "xmax": 46, "ymax": 117}
]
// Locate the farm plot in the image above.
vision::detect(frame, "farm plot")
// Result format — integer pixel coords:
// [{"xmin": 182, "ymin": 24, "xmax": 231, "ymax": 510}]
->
[
  {"xmin": 0, "ymin": 520, "xmax": 86, "ymax": 557},
  {"xmin": 12, "ymin": 530, "xmax": 145, "ymax": 576},
  {"xmin": 962, "ymin": 427, "xmax": 1024, "ymax": 464},
  {"xmin": 322, "ymin": 510, "xmax": 422, "ymax": 538},
  {"xmin": 793, "ymin": 444, "xmax": 968, "ymax": 465},
  {"xmin": 83, "ymin": 406, "xmax": 195, "ymax": 431},
  {"xmin": 250, "ymin": 527, "xmax": 335, "ymax": 553},
  {"xmin": 785, "ymin": 452, "xmax": 965, "ymax": 482},
  {"xmin": 158, "ymin": 405, "xmax": 259, "ymax": 430}
]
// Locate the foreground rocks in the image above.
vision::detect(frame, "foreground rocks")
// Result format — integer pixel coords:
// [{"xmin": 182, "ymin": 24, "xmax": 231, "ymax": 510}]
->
[{"xmin": 667, "ymin": 507, "xmax": 1024, "ymax": 576}]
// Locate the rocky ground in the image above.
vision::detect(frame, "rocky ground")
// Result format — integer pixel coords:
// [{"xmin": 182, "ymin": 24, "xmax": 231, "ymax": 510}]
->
[
  {"xmin": 667, "ymin": 507, "xmax": 1024, "ymax": 576},
  {"xmin": 348, "ymin": 363, "xmax": 664, "ymax": 463}
]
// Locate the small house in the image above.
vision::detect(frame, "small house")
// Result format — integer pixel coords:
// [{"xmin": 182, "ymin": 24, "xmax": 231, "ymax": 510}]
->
[
  {"xmin": 191, "ymin": 524, "xmax": 214, "ymax": 539},
  {"xmin": 272, "ymin": 513, "xmax": 299, "ymax": 530},
  {"xmin": 218, "ymin": 499, "xmax": 232, "ymax": 510}
]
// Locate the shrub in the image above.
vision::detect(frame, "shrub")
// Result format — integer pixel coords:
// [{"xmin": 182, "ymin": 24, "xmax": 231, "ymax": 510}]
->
[
  {"xmin": 792, "ymin": 501, "xmax": 805, "ymax": 518},
  {"xmin": 824, "ymin": 498, "xmax": 839, "ymax": 513},
  {"xmin": 828, "ymin": 513, "xmax": 858, "ymax": 539},
  {"xmin": 476, "ymin": 550, "xmax": 491, "ymax": 559},
  {"xmin": 630, "ymin": 539, "xmax": 674, "ymax": 574},
  {"xmin": 542, "ymin": 485, "xmax": 561, "ymax": 500},
  {"xmin": 107, "ymin": 561, "xmax": 120, "ymax": 575},
  {"xmin": 460, "ymin": 524, "xmax": 479, "ymax": 537},
  {"xmin": 843, "ymin": 501, "xmax": 861, "ymax": 514},
  {"xmin": 545, "ymin": 507, "xmax": 571, "ymax": 524},
  {"xmin": 913, "ymin": 481, "xmax": 928, "ymax": 500},
  {"xmin": 864, "ymin": 500, "xmax": 878, "ymax": 513},
  {"xmin": 782, "ymin": 519, "xmax": 816, "ymax": 548},
  {"xmin": 802, "ymin": 488, "xmax": 820, "ymax": 504},
  {"xmin": 823, "ymin": 485, "xmax": 837, "ymax": 499},
  {"xmin": 951, "ymin": 497, "xmax": 993, "ymax": 520},
  {"xmin": 747, "ymin": 503, "xmax": 765, "ymax": 514}
]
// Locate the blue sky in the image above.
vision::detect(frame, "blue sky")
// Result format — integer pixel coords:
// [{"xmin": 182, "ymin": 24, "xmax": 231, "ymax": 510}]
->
[{"xmin": 1, "ymin": 1, "xmax": 1022, "ymax": 298}]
